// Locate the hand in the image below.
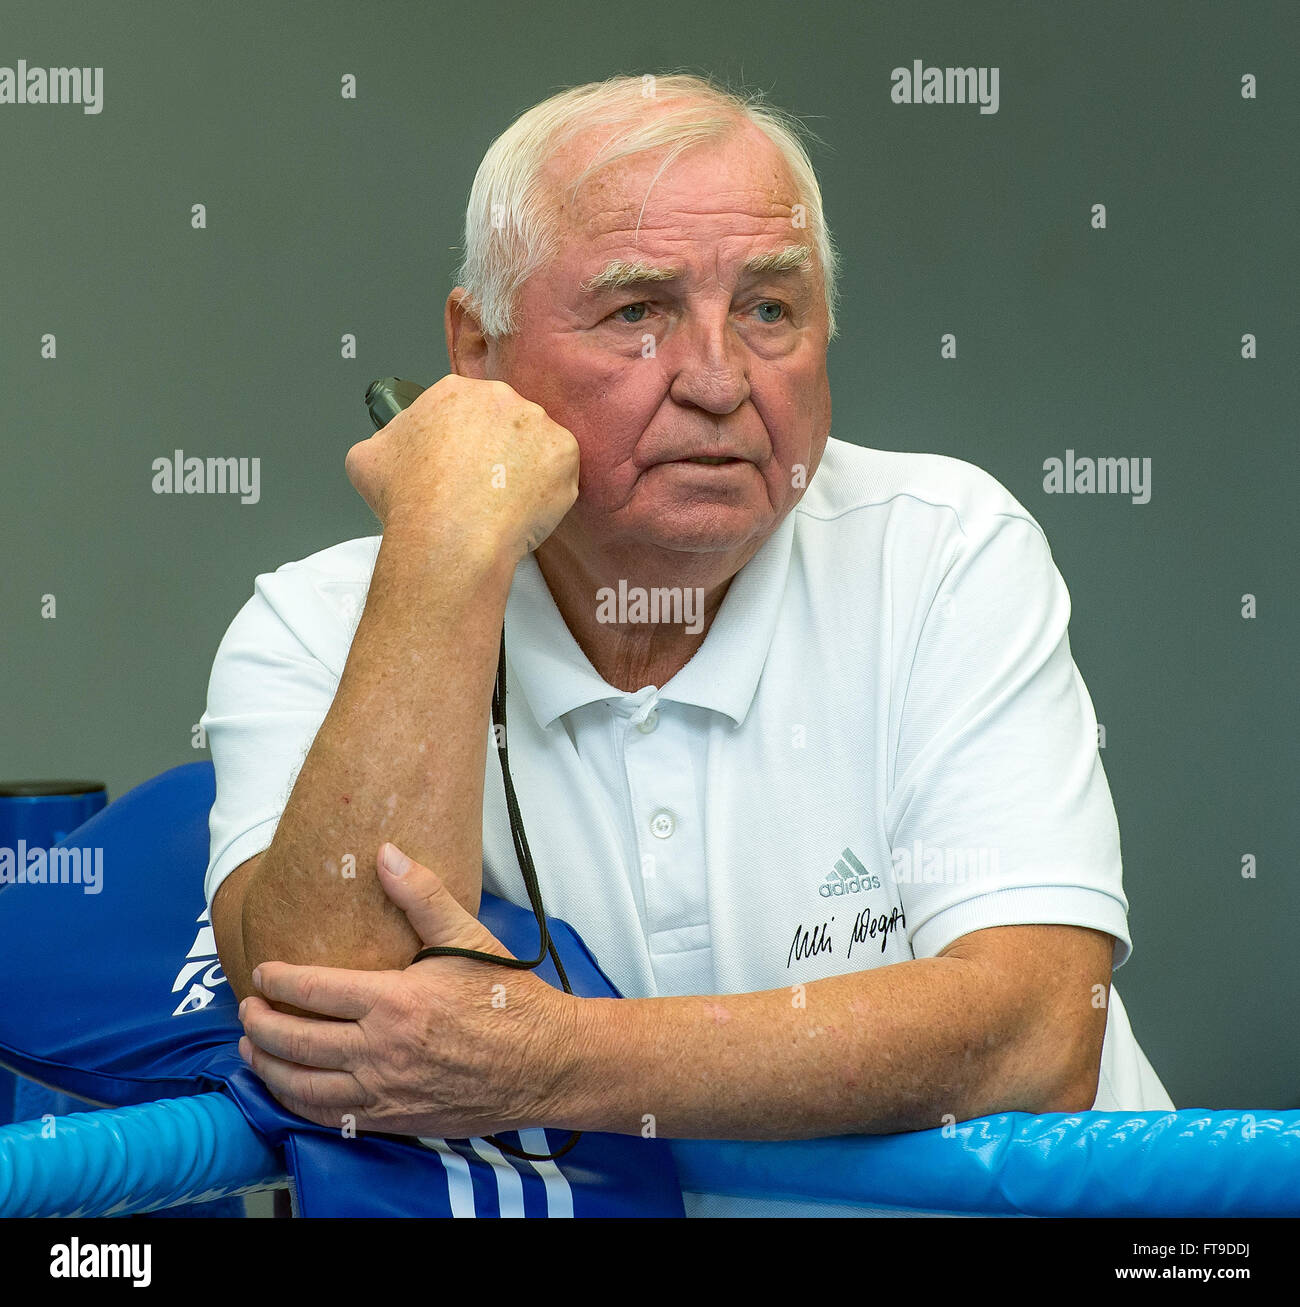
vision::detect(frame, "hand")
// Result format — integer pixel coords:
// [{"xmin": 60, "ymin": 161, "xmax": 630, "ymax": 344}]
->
[
  {"xmin": 236, "ymin": 842, "xmax": 583, "ymax": 1139},
  {"xmin": 345, "ymin": 374, "xmax": 580, "ymax": 562}
]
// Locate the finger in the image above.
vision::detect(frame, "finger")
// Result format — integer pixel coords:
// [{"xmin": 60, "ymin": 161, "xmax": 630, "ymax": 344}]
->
[
  {"xmin": 240, "ymin": 996, "xmax": 362, "ymax": 1071},
  {"xmin": 253, "ymin": 961, "xmax": 383, "ymax": 1019},
  {"xmin": 238, "ymin": 1036, "xmax": 367, "ymax": 1116},
  {"xmin": 376, "ymin": 844, "xmax": 513, "ymax": 959}
]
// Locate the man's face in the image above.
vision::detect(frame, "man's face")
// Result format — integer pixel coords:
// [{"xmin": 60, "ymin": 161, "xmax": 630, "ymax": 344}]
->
[{"xmin": 485, "ymin": 118, "xmax": 832, "ymax": 568}]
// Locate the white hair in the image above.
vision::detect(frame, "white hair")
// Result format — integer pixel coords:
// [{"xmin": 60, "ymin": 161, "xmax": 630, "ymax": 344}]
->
[{"xmin": 453, "ymin": 72, "xmax": 839, "ymax": 340}]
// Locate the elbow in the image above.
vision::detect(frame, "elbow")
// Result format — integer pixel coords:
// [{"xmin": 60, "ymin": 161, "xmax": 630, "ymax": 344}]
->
[
  {"xmin": 1038, "ymin": 1033, "xmax": 1104, "ymax": 1115},
  {"xmin": 1040, "ymin": 1078, "xmax": 1099, "ymax": 1115},
  {"xmin": 242, "ymin": 911, "xmax": 415, "ymax": 977},
  {"xmin": 239, "ymin": 922, "xmax": 412, "ymax": 1019},
  {"xmin": 238, "ymin": 875, "xmax": 418, "ymax": 1013}
]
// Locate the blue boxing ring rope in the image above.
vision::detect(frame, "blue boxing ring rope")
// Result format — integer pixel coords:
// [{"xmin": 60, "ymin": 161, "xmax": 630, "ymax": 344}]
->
[
  {"xmin": 3, "ymin": 1095, "xmax": 1298, "ymax": 1218},
  {"xmin": 1, "ymin": 762, "xmax": 1297, "ymax": 1218},
  {"xmin": 0, "ymin": 1093, "xmax": 281, "ymax": 1218}
]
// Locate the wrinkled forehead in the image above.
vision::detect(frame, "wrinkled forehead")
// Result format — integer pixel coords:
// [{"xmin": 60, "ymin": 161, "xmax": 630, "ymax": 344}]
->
[{"xmin": 539, "ymin": 118, "xmax": 803, "ymax": 242}]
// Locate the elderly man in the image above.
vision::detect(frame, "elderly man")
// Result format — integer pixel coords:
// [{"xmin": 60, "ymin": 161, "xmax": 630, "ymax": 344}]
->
[{"xmin": 204, "ymin": 72, "xmax": 1171, "ymax": 1217}]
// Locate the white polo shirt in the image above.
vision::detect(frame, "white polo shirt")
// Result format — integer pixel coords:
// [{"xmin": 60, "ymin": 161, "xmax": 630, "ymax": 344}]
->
[{"xmin": 202, "ymin": 435, "xmax": 1173, "ymax": 1215}]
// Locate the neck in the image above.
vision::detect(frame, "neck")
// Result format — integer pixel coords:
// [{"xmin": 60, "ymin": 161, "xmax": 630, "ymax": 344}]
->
[{"xmin": 533, "ymin": 532, "xmax": 761, "ymax": 692}]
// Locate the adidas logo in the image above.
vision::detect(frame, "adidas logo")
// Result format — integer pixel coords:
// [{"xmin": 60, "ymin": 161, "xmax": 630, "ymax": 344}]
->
[{"xmin": 819, "ymin": 848, "xmax": 881, "ymax": 897}]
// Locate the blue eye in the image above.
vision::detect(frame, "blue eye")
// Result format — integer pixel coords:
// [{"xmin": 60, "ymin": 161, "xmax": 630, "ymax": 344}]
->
[{"xmin": 608, "ymin": 300, "xmax": 786, "ymax": 326}]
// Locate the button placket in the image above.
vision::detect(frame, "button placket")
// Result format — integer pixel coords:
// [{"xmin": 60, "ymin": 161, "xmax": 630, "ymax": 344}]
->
[{"xmin": 623, "ymin": 708, "xmax": 702, "ymax": 938}]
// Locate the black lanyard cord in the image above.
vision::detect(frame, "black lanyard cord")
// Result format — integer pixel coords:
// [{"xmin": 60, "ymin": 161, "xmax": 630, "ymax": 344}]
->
[{"xmin": 410, "ymin": 626, "xmax": 582, "ymax": 1163}]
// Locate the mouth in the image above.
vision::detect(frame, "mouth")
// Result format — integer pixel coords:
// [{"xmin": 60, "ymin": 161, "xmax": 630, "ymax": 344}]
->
[{"xmin": 684, "ymin": 455, "xmax": 740, "ymax": 465}]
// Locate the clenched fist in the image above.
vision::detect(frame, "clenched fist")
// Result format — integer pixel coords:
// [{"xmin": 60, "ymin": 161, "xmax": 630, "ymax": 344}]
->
[{"xmin": 346, "ymin": 374, "xmax": 580, "ymax": 563}]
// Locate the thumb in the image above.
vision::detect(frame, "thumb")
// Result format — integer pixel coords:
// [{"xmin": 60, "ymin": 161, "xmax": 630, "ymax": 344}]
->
[{"xmin": 376, "ymin": 843, "xmax": 511, "ymax": 959}]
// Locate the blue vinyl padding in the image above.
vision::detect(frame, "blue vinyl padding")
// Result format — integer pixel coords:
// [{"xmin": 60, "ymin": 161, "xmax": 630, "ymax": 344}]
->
[{"xmin": 0, "ymin": 762, "xmax": 684, "ymax": 1218}]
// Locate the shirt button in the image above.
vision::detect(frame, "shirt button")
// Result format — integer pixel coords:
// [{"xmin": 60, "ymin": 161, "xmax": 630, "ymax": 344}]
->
[
  {"xmin": 650, "ymin": 809, "xmax": 676, "ymax": 839},
  {"xmin": 636, "ymin": 709, "xmax": 659, "ymax": 734}
]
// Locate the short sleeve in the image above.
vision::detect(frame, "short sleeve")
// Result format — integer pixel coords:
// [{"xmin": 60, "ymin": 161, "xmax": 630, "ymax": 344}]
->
[
  {"xmin": 200, "ymin": 578, "xmax": 347, "ymax": 913},
  {"xmin": 884, "ymin": 510, "xmax": 1133, "ymax": 968}
]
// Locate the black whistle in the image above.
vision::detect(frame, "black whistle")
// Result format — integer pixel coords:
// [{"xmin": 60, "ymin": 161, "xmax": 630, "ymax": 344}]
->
[{"xmin": 364, "ymin": 377, "xmax": 429, "ymax": 430}]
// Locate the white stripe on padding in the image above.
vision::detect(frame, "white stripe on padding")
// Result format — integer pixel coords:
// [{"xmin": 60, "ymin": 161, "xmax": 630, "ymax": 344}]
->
[
  {"xmin": 416, "ymin": 1137, "xmax": 478, "ymax": 1217},
  {"xmin": 468, "ymin": 1137, "xmax": 525, "ymax": 1217},
  {"xmin": 514, "ymin": 1129, "xmax": 574, "ymax": 1218}
]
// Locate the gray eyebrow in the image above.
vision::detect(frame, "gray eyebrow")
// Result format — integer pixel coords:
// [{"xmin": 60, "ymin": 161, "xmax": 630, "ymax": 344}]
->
[
  {"xmin": 579, "ymin": 243, "xmax": 813, "ymax": 294},
  {"xmin": 740, "ymin": 244, "xmax": 814, "ymax": 277}
]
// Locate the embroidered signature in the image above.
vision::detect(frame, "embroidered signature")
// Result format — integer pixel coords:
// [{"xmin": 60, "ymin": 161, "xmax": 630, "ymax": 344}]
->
[
  {"xmin": 846, "ymin": 905, "xmax": 906, "ymax": 960},
  {"xmin": 787, "ymin": 918, "xmax": 834, "ymax": 968}
]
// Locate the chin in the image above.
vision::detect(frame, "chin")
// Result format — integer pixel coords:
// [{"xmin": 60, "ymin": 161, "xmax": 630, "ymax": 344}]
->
[{"xmin": 635, "ymin": 515, "xmax": 769, "ymax": 555}]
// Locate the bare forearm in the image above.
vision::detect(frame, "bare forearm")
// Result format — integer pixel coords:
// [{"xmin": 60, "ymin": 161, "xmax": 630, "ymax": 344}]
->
[
  {"xmin": 558, "ymin": 958, "xmax": 1086, "ymax": 1140},
  {"xmin": 243, "ymin": 520, "xmax": 515, "ymax": 976}
]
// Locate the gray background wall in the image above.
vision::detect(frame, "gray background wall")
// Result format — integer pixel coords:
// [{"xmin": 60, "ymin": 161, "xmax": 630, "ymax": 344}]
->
[{"xmin": 1, "ymin": 0, "xmax": 1295, "ymax": 1113}]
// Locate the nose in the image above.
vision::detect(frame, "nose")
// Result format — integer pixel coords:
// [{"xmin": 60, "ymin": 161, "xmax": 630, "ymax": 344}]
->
[{"xmin": 665, "ymin": 313, "xmax": 751, "ymax": 415}]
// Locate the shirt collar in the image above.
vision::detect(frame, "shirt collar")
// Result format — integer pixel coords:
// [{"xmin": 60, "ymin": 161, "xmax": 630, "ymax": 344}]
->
[{"xmin": 503, "ymin": 509, "xmax": 797, "ymax": 731}]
